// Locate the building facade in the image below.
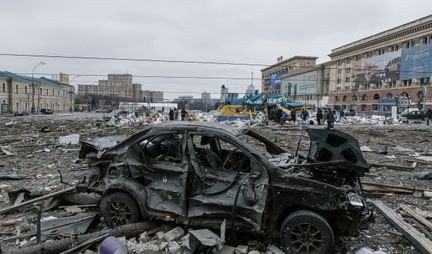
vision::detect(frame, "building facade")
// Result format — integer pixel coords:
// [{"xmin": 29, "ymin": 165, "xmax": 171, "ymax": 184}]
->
[
  {"xmin": 280, "ymin": 62, "xmax": 330, "ymax": 108},
  {"xmin": 0, "ymin": 71, "xmax": 75, "ymax": 114},
  {"xmin": 78, "ymin": 74, "xmax": 163, "ymax": 102},
  {"xmin": 328, "ymin": 15, "xmax": 432, "ymax": 114},
  {"xmin": 261, "ymin": 56, "xmax": 318, "ymax": 95}
]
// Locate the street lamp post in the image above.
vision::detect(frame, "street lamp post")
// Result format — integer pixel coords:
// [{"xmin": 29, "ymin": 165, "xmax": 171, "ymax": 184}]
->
[
  {"xmin": 68, "ymin": 76, "xmax": 79, "ymax": 112},
  {"xmin": 31, "ymin": 62, "xmax": 46, "ymax": 114}
]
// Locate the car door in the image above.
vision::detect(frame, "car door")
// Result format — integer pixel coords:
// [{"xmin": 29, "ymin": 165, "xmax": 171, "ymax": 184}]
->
[
  {"xmin": 138, "ymin": 131, "xmax": 188, "ymax": 217},
  {"xmin": 186, "ymin": 132, "xmax": 269, "ymax": 231}
]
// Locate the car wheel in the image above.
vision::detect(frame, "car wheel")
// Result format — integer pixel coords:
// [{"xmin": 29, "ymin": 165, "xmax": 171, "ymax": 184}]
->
[
  {"xmin": 100, "ymin": 192, "xmax": 140, "ymax": 227},
  {"xmin": 280, "ymin": 210, "xmax": 334, "ymax": 254}
]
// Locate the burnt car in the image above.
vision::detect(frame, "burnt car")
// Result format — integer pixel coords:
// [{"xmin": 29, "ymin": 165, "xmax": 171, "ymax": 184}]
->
[
  {"xmin": 14, "ymin": 110, "xmax": 29, "ymax": 116},
  {"xmin": 40, "ymin": 108, "xmax": 54, "ymax": 114},
  {"xmin": 79, "ymin": 122, "xmax": 368, "ymax": 253}
]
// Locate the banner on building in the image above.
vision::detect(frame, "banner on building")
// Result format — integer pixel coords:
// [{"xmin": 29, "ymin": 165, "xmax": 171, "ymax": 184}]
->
[
  {"xmin": 400, "ymin": 43, "xmax": 432, "ymax": 80},
  {"xmin": 281, "ymin": 71, "xmax": 316, "ymax": 96},
  {"xmin": 263, "ymin": 73, "xmax": 281, "ymax": 93},
  {"xmin": 351, "ymin": 50, "xmax": 401, "ymax": 85}
]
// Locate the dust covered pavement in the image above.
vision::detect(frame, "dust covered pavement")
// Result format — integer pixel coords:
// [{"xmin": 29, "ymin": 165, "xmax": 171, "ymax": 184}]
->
[{"xmin": 0, "ymin": 112, "xmax": 431, "ymax": 253}]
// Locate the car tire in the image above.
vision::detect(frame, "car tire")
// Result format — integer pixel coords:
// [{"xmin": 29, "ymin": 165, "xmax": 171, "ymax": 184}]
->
[
  {"xmin": 280, "ymin": 210, "xmax": 334, "ymax": 254},
  {"xmin": 100, "ymin": 192, "xmax": 140, "ymax": 227}
]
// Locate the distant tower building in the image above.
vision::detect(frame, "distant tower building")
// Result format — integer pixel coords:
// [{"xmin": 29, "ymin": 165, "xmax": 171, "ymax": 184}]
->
[
  {"xmin": 246, "ymin": 84, "xmax": 255, "ymax": 96},
  {"xmin": 220, "ymin": 84, "xmax": 229, "ymax": 103}
]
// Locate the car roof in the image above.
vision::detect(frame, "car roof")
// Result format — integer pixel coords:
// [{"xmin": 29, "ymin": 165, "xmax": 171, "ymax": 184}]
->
[{"xmin": 147, "ymin": 121, "xmax": 242, "ymax": 136}]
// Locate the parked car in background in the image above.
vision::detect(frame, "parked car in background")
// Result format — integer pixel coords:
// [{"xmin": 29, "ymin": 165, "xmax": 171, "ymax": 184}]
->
[
  {"xmin": 79, "ymin": 122, "xmax": 368, "ymax": 254},
  {"xmin": 40, "ymin": 108, "xmax": 54, "ymax": 114},
  {"xmin": 401, "ymin": 109, "xmax": 426, "ymax": 121},
  {"xmin": 343, "ymin": 109, "xmax": 356, "ymax": 116},
  {"xmin": 14, "ymin": 110, "xmax": 29, "ymax": 116}
]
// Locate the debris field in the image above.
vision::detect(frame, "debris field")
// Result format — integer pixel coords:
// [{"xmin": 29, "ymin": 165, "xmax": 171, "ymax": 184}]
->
[{"xmin": 0, "ymin": 112, "xmax": 431, "ymax": 254}]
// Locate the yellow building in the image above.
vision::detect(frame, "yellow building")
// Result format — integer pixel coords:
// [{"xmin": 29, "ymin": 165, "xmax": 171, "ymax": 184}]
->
[{"xmin": 0, "ymin": 71, "xmax": 75, "ymax": 114}]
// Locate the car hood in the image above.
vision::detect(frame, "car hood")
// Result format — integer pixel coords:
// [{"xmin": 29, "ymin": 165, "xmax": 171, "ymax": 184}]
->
[
  {"xmin": 304, "ymin": 128, "xmax": 368, "ymax": 175},
  {"xmin": 79, "ymin": 135, "xmax": 128, "ymax": 159}
]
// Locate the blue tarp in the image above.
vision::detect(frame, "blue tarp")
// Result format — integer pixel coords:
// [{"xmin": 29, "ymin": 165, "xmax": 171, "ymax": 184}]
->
[{"xmin": 231, "ymin": 94, "xmax": 304, "ymax": 107}]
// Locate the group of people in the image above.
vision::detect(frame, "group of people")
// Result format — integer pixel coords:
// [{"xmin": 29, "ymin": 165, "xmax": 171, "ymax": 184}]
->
[{"xmin": 168, "ymin": 108, "xmax": 188, "ymax": 121}]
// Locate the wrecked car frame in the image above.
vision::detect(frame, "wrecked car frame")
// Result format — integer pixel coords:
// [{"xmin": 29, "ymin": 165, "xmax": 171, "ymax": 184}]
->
[{"xmin": 79, "ymin": 122, "xmax": 368, "ymax": 253}]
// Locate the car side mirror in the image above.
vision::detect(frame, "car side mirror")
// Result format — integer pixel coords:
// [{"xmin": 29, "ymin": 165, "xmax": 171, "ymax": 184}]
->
[{"xmin": 242, "ymin": 176, "xmax": 256, "ymax": 206}]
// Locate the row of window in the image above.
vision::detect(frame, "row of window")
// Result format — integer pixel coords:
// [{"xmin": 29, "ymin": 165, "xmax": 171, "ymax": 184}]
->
[
  {"xmin": 1, "ymin": 100, "xmax": 70, "ymax": 111},
  {"xmin": 334, "ymin": 35, "xmax": 432, "ymax": 66},
  {"xmin": 334, "ymin": 91, "xmax": 423, "ymax": 102},
  {"xmin": 1, "ymin": 83, "xmax": 70, "ymax": 98}
]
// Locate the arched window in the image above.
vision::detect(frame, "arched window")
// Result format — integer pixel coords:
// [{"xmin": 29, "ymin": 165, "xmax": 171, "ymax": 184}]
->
[
  {"xmin": 342, "ymin": 95, "xmax": 347, "ymax": 101},
  {"xmin": 361, "ymin": 94, "xmax": 367, "ymax": 101},
  {"xmin": 400, "ymin": 92, "xmax": 409, "ymax": 98},
  {"xmin": 373, "ymin": 94, "xmax": 380, "ymax": 100},
  {"xmin": 335, "ymin": 96, "xmax": 339, "ymax": 102},
  {"xmin": 417, "ymin": 91, "xmax": 424, "ymax": 98},
  {"xmin": 386, "ymin": 93, "xmax": 393, "ymax": 99}
]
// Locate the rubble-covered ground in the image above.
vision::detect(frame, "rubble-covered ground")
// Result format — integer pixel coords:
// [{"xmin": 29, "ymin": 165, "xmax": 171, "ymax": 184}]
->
[{"xmin": 0, "ymin": 112, "xmax": 431, "ymax": 253}]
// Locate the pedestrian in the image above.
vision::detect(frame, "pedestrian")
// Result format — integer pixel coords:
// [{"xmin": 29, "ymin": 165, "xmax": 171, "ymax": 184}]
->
[
  {"xmin": 169, "ymin": 108, "xmax": 174, "ymax": 121},
  {"xmin": 181, "ymin": 107, "xmax": 187, "ymax": 121},
  {"xmin": 339, "ymin": 109, "xmax": 345, "ymax": 119},
  {"xmin": 427, "ymin": 108, "xmax": 432, "ymax": 126},
  {"xmin": 316, "ymin": 108, "xmax": 323, "ymax": 125},
  {"xmin": 290, "ymin": 109, "xmax": 297, "ymax": 124},
  {"xmin": 174, "ymin": 109, "xmax": 179, "ymax": 121},
  {"xmin": 326, "ymin": 109, "xmax": 335, "ymax": 129}
]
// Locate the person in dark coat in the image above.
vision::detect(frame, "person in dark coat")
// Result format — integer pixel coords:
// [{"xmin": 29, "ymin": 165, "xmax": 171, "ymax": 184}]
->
[
  {"xmin": 181, "ymin": 108, "xmax": 187, "ymax": 121},
  {"xmin": 326, "ymin": 109, "xmax": 335, "ymax": 129},
  {"xmin": 427, "ymin": 108, "xmax": 432, "ymax": 126},
  {"xmin": 169, "ymin": 108, "xmax": 174, "ymax": 121},
  {"xmin": 290, "ymin": 109, "xmax": 297, "ymax": 123},
  {"xmin": 316, "ymin": 108, "xmax": 323, "ymax": 125}
]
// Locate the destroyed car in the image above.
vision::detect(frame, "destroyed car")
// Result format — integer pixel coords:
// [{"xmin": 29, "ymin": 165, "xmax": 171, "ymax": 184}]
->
[{"xmin": 79, "ymin": 122, "xmax": 368, "ymax": 253}]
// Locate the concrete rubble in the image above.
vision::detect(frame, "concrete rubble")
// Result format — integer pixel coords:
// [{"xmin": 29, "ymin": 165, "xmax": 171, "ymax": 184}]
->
[{"xmin": 0, "ymin": 112, "xmax": 431, "ymax": 253}]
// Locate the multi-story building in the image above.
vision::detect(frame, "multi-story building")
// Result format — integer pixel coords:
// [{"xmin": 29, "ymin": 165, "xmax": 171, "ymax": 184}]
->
[
  {"xmin": 0, "ymin": 71, "xmax": 75, "ymax": 114},
  {"xmin": 261, "ymin": 56, "xmax": 318, "ymax": 94},
  {"xmin": 78, "ymin": 74, "xmax": 163, "ymax": 103},
  {"xmin": 245, "ymin": 84, "xmax": 256, "ymax": 96},
  {"xmin": 143, "ymin": 90, "xmax": 164, "ymax": 103},
  {"xmin": 280, "ymin": 62, "xmax": 330, "ymax": 108},
  {"xmin": 328, "ymin": 15, "xmax": 432, "ymax": 114}
]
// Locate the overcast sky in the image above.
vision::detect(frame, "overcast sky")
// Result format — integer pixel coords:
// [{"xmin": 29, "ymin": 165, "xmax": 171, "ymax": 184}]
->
[{"xmin": 0, "ymin": 0, "xmax": 431, "ymax": 100}]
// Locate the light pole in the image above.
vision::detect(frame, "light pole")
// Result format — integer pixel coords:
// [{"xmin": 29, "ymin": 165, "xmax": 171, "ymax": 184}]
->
[
  {"xmin": 31, "ymin": 62, "xmax": 46, "ymax": 114},
  {"xmin": 68, "ymin": 76, "xmax": 79, "ymax": 112}
]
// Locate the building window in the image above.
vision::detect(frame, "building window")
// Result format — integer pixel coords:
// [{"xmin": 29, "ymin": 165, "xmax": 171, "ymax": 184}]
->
[
  {"xmin": 373, "ymin": 94, "xmax": 380, "ymax": 100},
  {"xmin": 386, "ymin": 93, "xmax": 393, "ymax": 99},
  {"xmin": 52, "ymin": 90, "xmax": 54, "ymax": 96},
  {"xmin": 40, "ymin": 88, "xmax": 42, "ymax": 94},
  {"xmin": 336, "ymin": 87, "xmax": 341, "ymax": 91},
  {"xmin": 345, "ymin": 77, "xmax": 350, "ymax": 83},
  {"xmin": 2, "ymin": 83, "xmax": 5, "ymax": 92},
  {"xmin": 25, "ymin": 86, "xmax": 27, "ymax": 94},
  {"xmin": 16, "ymin": 85, "xmax": 19, "ymax": 94},
  {"xmin": 337, "ymin": 78, "xmax": 341, "ymax": 84},
  {"xmin": 342, "ymin": 95, "xmax": 347, "ymax": 101},
  {"xmin": 417, "ymin": 91, "xmax": 424, "ymax": 98},
  {"xmin": 345, "ymin": 86, "xmax": 350, "ymax": 91},
  {"xmin": 16, "ymin": 102, "xmax": 19, "ymax": 110},
  {"xmin": 335, "ymin": 96, "xmax": 339, "ymax": 102},
  {"xmin": 361, "ymin": 94, "xmax": 367, "ymax": 101},
  {"xmin": 345, "ymin": 68, "xmax": 351, "ymax": 74},
  {"xmin": 401, "ymin": 92, "xmax": 409, "ymax": 98},
  {"xmin": 46, "ymin": 89, "xmax": 49, "ymax": 95},
  {"xmin": 337, "ymin": 69, "xmax": 342, "ymax": 75},
  {"xmin": 361, "ymin": 105, "xmax": 367, "ymax": 111},
  {"xmin": 422, "ymin": 36, "xmax": 429, "ymax": 44},
  {"xmin": 372, "ymin": 104, "xmax": 378, "ymax": 111}
]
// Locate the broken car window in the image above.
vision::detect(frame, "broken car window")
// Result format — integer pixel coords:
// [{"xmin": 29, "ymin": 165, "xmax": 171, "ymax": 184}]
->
[
  {"xmin": 190, "ymin": 134, "xmax": 251, "ymax": 173},
  {"xmin": 140, "ymin": 133, "xmax": 182, "ymax": 163}
]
